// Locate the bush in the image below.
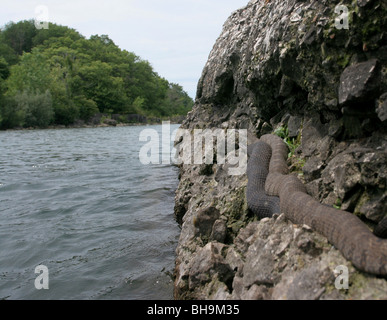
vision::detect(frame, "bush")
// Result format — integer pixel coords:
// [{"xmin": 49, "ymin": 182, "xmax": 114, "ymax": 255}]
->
[
  {"xmin": 13, "ymin": 90, "xmax": 54, "ymax": 127},
  {"xmin": 0, "ymin": 96, "xmax": 26, "ymax": 129},
  {"xmin": 74, "ymin": 96, "xmax": 99, "ymax": 121},
  {"xmin": 53, "ymin": 101, "xmax": 79, "ymax": 126},
  {"xmin": 0, "ymin": 90, "xmax": 54, "ymax": 129}
]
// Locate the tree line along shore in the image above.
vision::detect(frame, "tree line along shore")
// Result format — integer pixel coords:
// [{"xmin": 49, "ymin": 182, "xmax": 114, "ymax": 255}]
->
[{"xmin": 0, "ymin": 20, "xmax": 193, "ymax": 130}]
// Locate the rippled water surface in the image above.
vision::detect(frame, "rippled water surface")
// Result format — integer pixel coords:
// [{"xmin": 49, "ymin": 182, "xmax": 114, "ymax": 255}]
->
[{"xmin": 0, "ymin": 125, "xmax": 181, "ymax": 300}]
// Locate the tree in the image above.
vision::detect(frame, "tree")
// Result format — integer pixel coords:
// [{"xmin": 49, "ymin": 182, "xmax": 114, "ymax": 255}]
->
[
  {"xmin": 0, "ymin": 57, "xmax": 10, "ymax": 80},
  {"xmin": 75, "ymin": 60, "xmax": 127, "ymax": 113},
  {"xmin": 0, "ymin": 19, "xmax": 194, "ymax": 129},
  {"xmin": 43, "ymin": 46, "xmax": 80, "ymax": 102},
  {"xmin": 0, "ymin": 38, "xmax": 18, "ymax": 66},
  {"xmin": 1, "ymin": 20, "xmax": 37, "ymax": 55},
  {"xmin": 53, "ymin": 101, "xmax": 79, "ymax": 125},
  {"xmin": 5, "ymin": 48, "xmax": 51, "ymax": 94},
  {"xmin": 130, "ymin": 96, "xmax": 145, "ymax": 114},
  {"xmin": 0, "ymin": 95, "xmax": 26, "ymax": 129},
  {"xmin": 165, "ymin": 83, "xmax": 194, "ymax": 115},
  {"xmin": 32, "ymin": 23, "xmax": 83, "ymax": 48},
  {"xmin": 0, "ymin": 89, "xmax": 54, "ymax": 129},
  {"xmin": 0, "ymin": 78, "xmax": 5, "ymax": 127},
  {"xmin": 73, "ymin": 95, "xmax": 99, "ymax": 121}
]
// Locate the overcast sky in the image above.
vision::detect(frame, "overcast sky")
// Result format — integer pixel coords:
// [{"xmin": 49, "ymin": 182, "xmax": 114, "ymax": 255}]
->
[{"xmin": 0, "ymin": 0, "xmax": 249, "ymax": 99}]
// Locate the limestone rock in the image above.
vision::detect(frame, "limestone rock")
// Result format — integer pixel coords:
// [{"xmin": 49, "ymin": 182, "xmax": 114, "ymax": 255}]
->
[
  {"xmin": 173, "ymin": 0, "xmax": 387, "ymax": 300},
  {"xmin": 287, "ymin": 115, "xmax": 302, "ymax": 138},
  {"xmin": 210, "ymin": 219, "xmax": 227, "ymax": 243},
  {"xmin": 188, "ymin": 242, "xmax": 233, "ymax": 291},
  {"xmin": 194, "ymin": 206, "xmax": 220, "ymax": 239},
  {"xmin": 321, "ymin": 145, "xmax": 387, "ymax": 222},
  {"xmin": 338, "ymin": 59, "xmax": 380, "ymax": 106},
  {"xmin": 376, "ymin": 93, "xmax": 387, "ymax": 122}
]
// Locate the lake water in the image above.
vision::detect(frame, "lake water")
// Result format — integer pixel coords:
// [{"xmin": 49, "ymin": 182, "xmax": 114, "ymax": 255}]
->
[{"xmin": 0, "ymin": 124, "xmax": 181, "ymax": 300}]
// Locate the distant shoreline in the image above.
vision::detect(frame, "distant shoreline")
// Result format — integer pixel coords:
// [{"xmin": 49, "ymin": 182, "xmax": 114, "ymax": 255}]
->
[{"xmin": 0, "ymin": 121, "xmax": 182, "ymax": 132}]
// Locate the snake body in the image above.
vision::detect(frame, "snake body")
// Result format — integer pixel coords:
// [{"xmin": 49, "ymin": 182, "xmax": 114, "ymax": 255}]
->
[
  {"xmin": 247, "ymin": 134, "xmax": 387, "ymax": 276},
  {"xmin": 246, "ymin": 141, "xmax": 280, "ymax": 219},
  {"xmin": 374, "ymin": 217, "xmax": 387, "ymax": 239}
]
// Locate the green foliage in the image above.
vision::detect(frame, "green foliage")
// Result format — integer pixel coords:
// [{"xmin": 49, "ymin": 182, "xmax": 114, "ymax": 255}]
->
[
  {"xmin": 6, "ymin": 49, "xmax": 52, "ymax": 94},
  {"xmin": 0, "ymin": 89, "xmax": 54, "ymax": 128},
  {"xmin": 0, "ymin": 19, "xmax": 193, "ymax": 129},
  {"xmin": 53, "ymin": 102, "xmax": 79, "ymax": 125},
  {"xmin": 32, "ymin": 23, "xmax": 83, "ymax": 48},
  {"xmin": 274, "ymin": 125, "xmax": 301, "ymax": 158},
  {"xmin": 0, "ymin": 40, "xmax": 19, "ymax": 66},
  {"xmin": 0, "ymin": 20, "xmax": 37, "ymax": 55},
  {"xmin": 165, "ymin": 83, "xmax": 194, "ymax": 116},
  {"xmin": 274, "ymin": 125, "xmax": 305, "ymax": 174},
  {"xmin": 74, "ymin": 60, "xmax": 127, "ymax": 113},
  {"xmin": 0, "ymin": 95, "xmax": 26, "ymax": 129},
  {"xmin": 73, "ymin": 96, "xmax": 99, "ymax": 121},
  {"xmin": 286, "ymin": 136, "xmax": 301, "ymax": 158},
  {"xmin": 334, "ymin": 198, "xmax": 343, "ymax": 210},
  {"xmin": 13, "ymin": 90, "xmax": 54, "ymax": 127},
  {"xmin": 0, "ymin": 57, "xmax": 10, "ymax": 80},
  {"xmin": 0, "ymin": 79, "xmax": 5, "ymax": 127},
  {"xmin": 274, "ymin": 126, "xmax": 288, "ymax": 140},
  {"xmin": 131, "ymin": 96, "xmax": 145, "ymax": 114}
]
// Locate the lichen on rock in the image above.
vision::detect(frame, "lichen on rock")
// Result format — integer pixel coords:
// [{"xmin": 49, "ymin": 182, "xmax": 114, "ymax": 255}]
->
[{"xmin": 173, "ymin": 0, "xmax": 387, "ymax": 300}]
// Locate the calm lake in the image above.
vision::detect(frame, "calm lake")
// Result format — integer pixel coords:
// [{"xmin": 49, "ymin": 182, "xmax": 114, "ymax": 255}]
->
[{"xmin": 0, "ymin": 124, "xmax": 181, "ymax": 300}]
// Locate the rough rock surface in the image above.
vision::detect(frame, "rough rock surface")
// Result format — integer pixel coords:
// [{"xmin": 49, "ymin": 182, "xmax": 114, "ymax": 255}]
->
[{"xmin": 174, "ymin": 0, "xmax": 387, "ymax": 300}]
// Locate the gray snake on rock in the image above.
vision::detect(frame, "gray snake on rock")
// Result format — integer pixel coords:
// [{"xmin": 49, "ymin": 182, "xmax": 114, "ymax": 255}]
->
[{"xmin": 247, "ymin": 134, "xmax": 387, "ymax": 276}]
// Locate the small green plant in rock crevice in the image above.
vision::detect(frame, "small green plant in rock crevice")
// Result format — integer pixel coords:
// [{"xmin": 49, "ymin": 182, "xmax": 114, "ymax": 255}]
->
[
  {"xmin": 334, "ymin": 198, "xmax": 343, "ymax": 210},
  {"xmin": 274, "ymin": 125, "xmax": 305, "ymax": 174},
  {"xmin": 274, "ymin": 125, "xmax": 302, "ymax": 158}
]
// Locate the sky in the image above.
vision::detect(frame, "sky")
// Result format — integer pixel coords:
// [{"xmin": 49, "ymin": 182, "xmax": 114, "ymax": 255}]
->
[{"xmin": 0, "ymin": 0, "xmax": 249, "ymax": 99}]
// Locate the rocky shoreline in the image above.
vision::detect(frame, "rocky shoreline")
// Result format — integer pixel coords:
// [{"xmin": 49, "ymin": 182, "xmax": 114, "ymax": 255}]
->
[{"xmin": 173, "ymin": 0, "xmax": 387, "ymax": 300}]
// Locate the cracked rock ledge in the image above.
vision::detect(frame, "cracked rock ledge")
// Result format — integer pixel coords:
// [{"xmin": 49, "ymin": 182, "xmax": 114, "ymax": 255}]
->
[{"xmin": 173, "ymin": 0, "xmax": 387, "ymax": 300}]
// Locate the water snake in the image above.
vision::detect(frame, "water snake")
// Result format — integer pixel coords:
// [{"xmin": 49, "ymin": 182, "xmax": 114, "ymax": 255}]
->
[
  {"xmin": 246, "ymin": 141, "xmax": 281, "ymax": 219},
  {"xmin": 247, "ymin": 134, "xmax": 387, "ymax": 276}
]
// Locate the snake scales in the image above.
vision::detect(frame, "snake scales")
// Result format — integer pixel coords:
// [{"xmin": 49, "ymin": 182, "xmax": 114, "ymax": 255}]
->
[{"xmin": 247, "ymin": 134, "xmax": 387, "ymax": 276}]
